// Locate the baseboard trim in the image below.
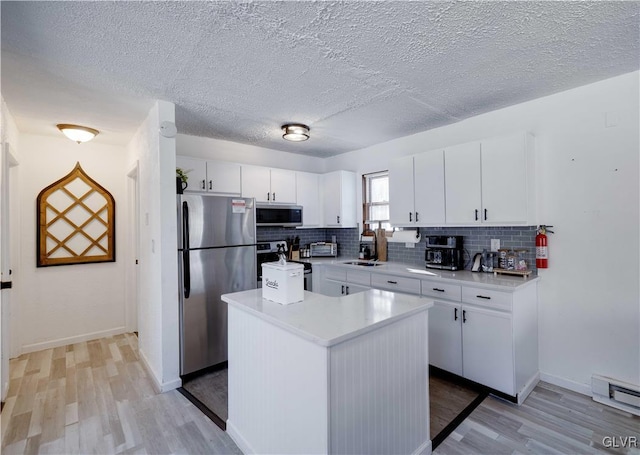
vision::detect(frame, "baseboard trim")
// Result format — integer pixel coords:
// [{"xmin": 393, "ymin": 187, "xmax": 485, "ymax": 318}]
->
[
  {"xmin": 517, "ymin": 371, "xmax": 540, "ymax": 405},
  {"xmin": 539, "ymin": 371, "xmax": 591, "ymax": 396},
  {"xmin": 20, "ymin": 327, "xmax": 127, "ymax": 354},
  {"xmin": 413, "ymin": 439, "xmax": 433, "ymax": 455},
  {"xmin": 226, "ymin": 420, "xmax": 256, "ymax": 455},
  {"xmin": 138, "ymin": 348, "xmax": 182, "ymax": 394}
]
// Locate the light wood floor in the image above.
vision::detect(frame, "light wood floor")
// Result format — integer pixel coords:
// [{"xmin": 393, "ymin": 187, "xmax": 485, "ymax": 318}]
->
[
  {"xmin": 2, "ymin": 333, "xmax": 639, "ymax": 454},
  {"xmin": 1, "ymin": 333, "xmax": 241, "ymax": 454},
  {"xmin": 435, "ymin": 381, "xmax": 640, "ymax": 454}
]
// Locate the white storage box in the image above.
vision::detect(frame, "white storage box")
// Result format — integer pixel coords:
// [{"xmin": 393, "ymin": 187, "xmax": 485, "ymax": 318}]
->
[{"xmin": 261, "ymin": 262, "xmax": 304, "ymax": 305}]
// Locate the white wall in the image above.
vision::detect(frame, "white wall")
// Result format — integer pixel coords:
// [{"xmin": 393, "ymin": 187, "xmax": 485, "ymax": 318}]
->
[
  {"xmin": 176, "ymin": 134, "xmax": 326, "ymax": 173},
  {"xmin": 127, "ymin": 101, "xmax": 180, "ymax": 392},
  {"xmin": 16, "ymin": 133, "xmax": 129, "ymax": 353},
  {"xmin": 325, "ymin": 71, "xmax": 640, "ymax": 391}
]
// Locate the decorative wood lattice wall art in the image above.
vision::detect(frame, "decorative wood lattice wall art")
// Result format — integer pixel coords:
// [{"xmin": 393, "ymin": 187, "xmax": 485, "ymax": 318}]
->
[{"xmin": 37, "ymin": 162, "xmax": 115, "ymax": 267}]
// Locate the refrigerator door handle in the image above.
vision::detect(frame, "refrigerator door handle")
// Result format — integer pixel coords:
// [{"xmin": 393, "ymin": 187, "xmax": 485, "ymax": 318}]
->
[{"xmin": 183, "ymin": 201, "xmax": 191, "ymax": 298}]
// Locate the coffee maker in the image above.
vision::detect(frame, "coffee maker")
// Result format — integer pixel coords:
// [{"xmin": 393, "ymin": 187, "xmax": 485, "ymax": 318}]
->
[{"xmin": 425, "ymin": 236, "xmax": 463, "ymax": 270}]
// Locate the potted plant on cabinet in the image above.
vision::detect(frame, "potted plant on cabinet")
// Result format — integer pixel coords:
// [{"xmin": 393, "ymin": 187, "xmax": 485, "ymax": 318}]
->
[{"xmin": 176, "ymin": 168, "xmax": 190, "ymax": 194}]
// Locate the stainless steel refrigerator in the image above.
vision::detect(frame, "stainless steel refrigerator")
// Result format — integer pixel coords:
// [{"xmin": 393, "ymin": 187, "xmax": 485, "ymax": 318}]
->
[{"xmin": 178, "ymin": 194, "xmax": 257, "ymax": 375}]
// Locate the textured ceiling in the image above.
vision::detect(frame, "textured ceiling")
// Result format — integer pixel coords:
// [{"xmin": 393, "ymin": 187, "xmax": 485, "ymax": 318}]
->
[{"xmin": 2, "ymin": 1, "xmax": 639, "ymax": 157}]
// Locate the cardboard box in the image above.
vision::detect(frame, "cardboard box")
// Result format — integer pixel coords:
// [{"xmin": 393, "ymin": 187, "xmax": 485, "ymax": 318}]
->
[{"xmin": 261, "ymin": 262, "xmax": 304, "ymax": 305}]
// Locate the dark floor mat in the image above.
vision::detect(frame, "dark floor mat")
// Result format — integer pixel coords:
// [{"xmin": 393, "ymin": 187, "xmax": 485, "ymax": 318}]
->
[{"xmin": 180, "ymin": 365, "xmax": 486, "ymax": 449}]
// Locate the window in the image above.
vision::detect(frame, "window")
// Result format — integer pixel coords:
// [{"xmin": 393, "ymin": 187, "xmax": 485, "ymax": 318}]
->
[{"xmin": 362, "ymin": 171, "xmax": 391, "ymax": 232}]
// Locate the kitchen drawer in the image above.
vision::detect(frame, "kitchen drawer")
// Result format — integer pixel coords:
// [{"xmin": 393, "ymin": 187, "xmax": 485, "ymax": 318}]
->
[
  {"xmin": 421, "ymin": 280, "xmax": 462, "ymax": 301},
  {"xmin": 324, "ymin": 266, "xmax": 347, "ymax": 282},
  {"xmin": 346, "ymin": 269, "xmax": 371, "ymax": 286},
  {"xmin": 461, "ymin": 286, "xmax": 512, "ymax": 311},
  {"xmin": 371, "ymin": 273, "xmax": 421, "ymax": 295}
]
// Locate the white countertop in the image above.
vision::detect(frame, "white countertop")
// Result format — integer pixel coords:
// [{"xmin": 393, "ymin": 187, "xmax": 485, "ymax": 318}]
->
[
  {"xmin": 302, "ymin": 257, "xmax": 539, "ymax": 290},
  {"xmin": 222, "ymin": 288, "xmax": 433, "ymax": 347}
]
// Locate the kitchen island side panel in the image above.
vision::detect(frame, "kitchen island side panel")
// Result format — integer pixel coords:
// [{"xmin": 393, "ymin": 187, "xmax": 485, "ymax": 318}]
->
[
  {"xmin": 227, "ymin": 305, "xmax": 329, "ymax": 455},
  {"xmin": 329, "ymin": 311, "xmax": 430, "ymax": 455}
]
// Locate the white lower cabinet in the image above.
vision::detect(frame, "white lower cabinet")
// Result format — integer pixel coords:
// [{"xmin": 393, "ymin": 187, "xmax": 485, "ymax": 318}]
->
[
  {"xmin": 429, "ymin": 301, "xmax": 463, "ymax": 376},
  {"xmin": 461, "ymin": 305, "xmax": 514, "ymax": 395},
  {"xmin": 423, "ymin": 278, "xmax": 538, "ymax": 403},
  {"xmin": 370, "ymin": 273, "xmax": 421, "ymax": 294},
  {"xmin": 430, "ymin": 301, "xmax": 515, "ymax": 395},
  {"xmin": 317, "ymin": 266, "xmax": 370, "ymax": 296},
  {"xmin": 322, "ymin": 279, "xmax": 346, "ymax": 297},
  {"xmin": 318, "ymin": 266, "xmax": 538, "ymax": 402},
  {"xmin": 323, "ymin": 279, "xmax": 369, "ymax": 296}
]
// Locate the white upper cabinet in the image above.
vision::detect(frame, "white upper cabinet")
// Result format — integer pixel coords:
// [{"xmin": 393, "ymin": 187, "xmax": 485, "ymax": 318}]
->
[
  {"xmin": 481, "ymin": 132, "xmax": 535, "ymax": 224},
  {"xmin": 389, "ymin": 155, "xmax": 415, "ymax": 225},
  {"xmin": 444, "ymin": 141, "xmax": 483, "ymax": 224},
  {"xmin": 270, "ymin": 168, "xmax": 297, "ymax": 204},
  {"xmin": 322, "ymin": 170, "xmax": 357, "ymax": 227},
  {"xmin": 444, "ymin": 132, "xmax": 535, "ymax": 225},
  {"xmin": 296, "ymin": 171, "xmax": 322, "ymax": 227},
  {"xmin": 241, "ymin": 165, "xmax": 296, "ymax": 204},
  {"xmin": 177, "ymin": 156, "xmax": 241, "ymax": 195},
  {"xmin": 389, "ymin": 149, "xmax": 445, "ymax": 226}
]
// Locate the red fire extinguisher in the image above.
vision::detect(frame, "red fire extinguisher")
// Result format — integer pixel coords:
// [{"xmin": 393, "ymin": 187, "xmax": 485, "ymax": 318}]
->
[{"xmin": 536, "ymin": 225, "xmax": 554, "ymax": 269}]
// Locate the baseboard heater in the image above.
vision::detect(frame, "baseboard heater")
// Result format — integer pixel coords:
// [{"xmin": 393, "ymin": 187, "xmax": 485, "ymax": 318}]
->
[{"xmin": 592, "ymin": 374, "xmax": 640, "ymax": 416}]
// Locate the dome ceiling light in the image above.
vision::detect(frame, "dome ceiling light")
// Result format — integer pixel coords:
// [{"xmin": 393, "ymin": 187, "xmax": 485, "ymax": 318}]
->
[
  {"xmin": 281, "ymin": 124, "xmax": 310, "ymax": 142},
  {"xmin": 57, "ymin": 124, "xmax": 99, "ymax": 143}
]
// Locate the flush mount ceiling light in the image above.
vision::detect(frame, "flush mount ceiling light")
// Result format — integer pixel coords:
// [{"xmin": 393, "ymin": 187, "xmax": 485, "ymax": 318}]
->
[
  {"xmin": 281, "ymin": 124, "xmax": 310, "ymax": 142},
  {"xmin": 57, "ymin": 124, "xmax": 99, "ymax": 144}
]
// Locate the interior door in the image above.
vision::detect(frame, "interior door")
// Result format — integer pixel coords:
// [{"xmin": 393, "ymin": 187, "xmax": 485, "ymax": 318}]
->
[{"xmin": 1, "ymin": 143, "xmax": 18, "ymax": 402}]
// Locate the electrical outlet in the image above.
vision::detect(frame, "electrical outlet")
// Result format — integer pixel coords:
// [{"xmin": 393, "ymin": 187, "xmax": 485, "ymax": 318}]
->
[{"xmin": 491, "ymin": 239, "xmax": 500, "ymax": 251}]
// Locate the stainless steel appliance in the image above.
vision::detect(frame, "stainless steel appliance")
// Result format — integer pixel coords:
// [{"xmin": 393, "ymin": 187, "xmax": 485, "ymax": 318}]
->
[
  {"xmin": 257, "ymin": 240, "xmax": 312, "ymax": 291},
  {"xmin": 255, "ymin": 204, "xmax": 303, "ymax": 227},
  {"xmin": 310, "ymin": 242, "xmax": 337, "ymax": 257},
  {"xmin": 178, "ymin": 194, "xmax": 257, "ymax": 375},
  {"xmin": 425, "ymin": 236, "xmax": 463, "ymax": 270}
]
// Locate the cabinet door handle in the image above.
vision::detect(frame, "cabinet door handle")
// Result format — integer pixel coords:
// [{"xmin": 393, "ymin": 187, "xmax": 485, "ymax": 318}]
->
[
  {"xmin": 475, "ymin": 209, "xmax": 479, "ymax": 221},
  {"xmin": 409, "ymin": 212, "xmax": 412, "ymax": 222},
  {"xmin": 462, "ymin": 310, "xmax": 467, "ymax": 323},
  {"xmin": 341, "ymin": 285, "xmax": 345, "ymax": 294},
  {"xmin": 484, "ymin": 208, "xmax": 487, "ymax": 220},
  {"xmin": 267, "ymin": 192, "xmax": 270, "ymax": 201},
  {"xmin": 337, "ymin": 215, "xmax": 340, "ymax": 224},
  {"xmin": 346, "ymin": 286, "xmax": 350, "ymax": 295},
  {"xmin": 476, "ymin": 295, "xmax": 491, "ymax": 300},
  {"xmin": 433, "ymin": 288, "xmax": 445, "ymax": 292},
  {"xmin": 387, "ymin": 280, "xmax": 398, "ymax": 284},
  {"xmin": 454, "ymin": 308, "xmax": 458, "ymax": 321},
  {"xmin": 273, "ymin": 192, "xmax": 276, "ymax": 201},
  {"xmin": 201, "ymin": 179, "xmax": 206, "ymax": 190},
  {"xmin": 208, "ymin": 180, "xmax": 213, "ymax": 190},
  {"xmin": 415, "ymin": 212, "xmax": 419, "ymax": 222}
]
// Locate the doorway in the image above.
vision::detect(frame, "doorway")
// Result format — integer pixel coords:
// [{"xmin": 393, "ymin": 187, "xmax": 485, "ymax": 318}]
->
[
  {"xmin": 1, "ymin": 143, "xmax": 19, "ymax": 404},
  {"xmin": 126, "ymin": 162, "xmax": 140, "ymax": 334}
]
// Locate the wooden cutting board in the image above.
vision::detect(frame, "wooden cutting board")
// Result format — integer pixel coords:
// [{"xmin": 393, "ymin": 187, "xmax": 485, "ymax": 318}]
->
[{"xmin": 376, "ymin": 228, "xmax": 387, "ymax": 261}]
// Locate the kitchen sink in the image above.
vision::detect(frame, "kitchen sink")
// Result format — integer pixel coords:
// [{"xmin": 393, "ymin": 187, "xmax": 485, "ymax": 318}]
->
[{"xmin": 343, "ymin": 261, "xmax": 383, "ymax": 267}]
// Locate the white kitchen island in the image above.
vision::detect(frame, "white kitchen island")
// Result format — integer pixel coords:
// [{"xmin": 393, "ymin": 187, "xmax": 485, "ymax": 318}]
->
[{"xmin": 221, "ymin": 288, "xmax": 434, "ymax": 455}]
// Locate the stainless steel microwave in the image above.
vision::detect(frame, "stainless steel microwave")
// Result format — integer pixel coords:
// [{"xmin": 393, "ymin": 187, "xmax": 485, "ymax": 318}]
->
[{"xmin": 256, "ymin": 204, "xmax": 303, "ymax": 227}]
